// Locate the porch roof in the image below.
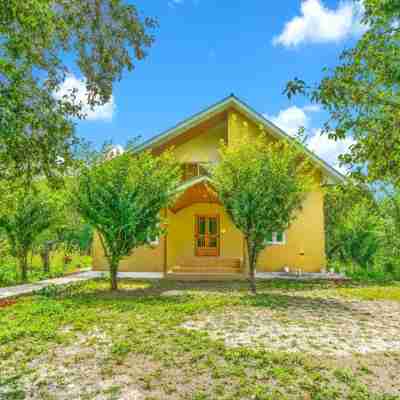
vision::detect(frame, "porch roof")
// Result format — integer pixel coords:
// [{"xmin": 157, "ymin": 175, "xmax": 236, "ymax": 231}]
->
[{"xmin": 170, "ymin": 176, "xmax": 220, "ymax": 213}]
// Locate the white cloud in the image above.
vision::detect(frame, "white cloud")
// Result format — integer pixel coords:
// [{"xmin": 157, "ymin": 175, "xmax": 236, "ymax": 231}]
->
[
  {"xmin": 307, "ymin": 129, "xmax": 355, "ymax": 174},
  {"xmin": 54, "ymin": 74, "xmax": 115, "ymax": 122},
  {"xmin": 168, "ymin": 0, "xmax": 184, "ymax": 8},
  {"xmin": 273, "ymin": 0, "xmax": 365, "ymax": 47},
  {"xmin": 266, "ymin": 105, "xmax": 354, "ymax": 174},
  {"xmin": 267, "ymin": 105, "xmax": 320, "ymax": 137},
  {"xmin": 303, "ymin": 104, "xmax": 321, "ymax": 113}
]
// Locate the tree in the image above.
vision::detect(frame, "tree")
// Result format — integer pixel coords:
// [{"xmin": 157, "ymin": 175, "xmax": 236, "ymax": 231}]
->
[
  {"xmin": 73, "ymin": 151, "xmax": 181, "ymax": 290},
  {"xmin": 211, "ymin": 134, "xmax": 310, "ymax": 293},
  {"xmin": 284, "ymin": 0, "xmax": 400, "ymax": 186},
  {"xmin": 375, "ymin": 188, "xmax": 400, "ymax": 275},
  {"xmin": 0, "ymin": 188, "xmax": 55, "ymax": 281},
  {"xmin": 32, "ymin": 190, "xmax": 91, "ymax": 274},
  {"xmin": 0, "ymin": 1, "xmax": 156, "ymax": 185},
  {"xmin": 324, "ymin": 183, "xmax": 377, "ymax": 260}
]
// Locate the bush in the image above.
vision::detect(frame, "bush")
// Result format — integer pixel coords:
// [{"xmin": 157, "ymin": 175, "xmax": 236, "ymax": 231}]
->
[
  {"xmin": 0, "ymin": 262, "xmax": 18, "ymax": 287},
  {"xmin": 330, "ymin": 259, "xmax": 400, "ymax": 282}
]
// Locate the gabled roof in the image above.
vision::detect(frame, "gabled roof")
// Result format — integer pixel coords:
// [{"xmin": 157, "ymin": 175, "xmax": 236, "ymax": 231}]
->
[{"xmin": 137, "ymin": 95, "xmax": 346, "ymax": 184}]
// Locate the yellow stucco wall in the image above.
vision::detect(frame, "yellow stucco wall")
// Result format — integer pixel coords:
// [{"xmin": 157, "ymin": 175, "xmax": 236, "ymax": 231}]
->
[
  {"xmin": 257, "ymin": 188, "xmax": 326, "ymax": 272},
  {"xmin": 92, "ymin": 107, "xmax": 327, "ymax": 274},
  {"xmin": 228, "ymin": 109, "xmax": 270, "ymax": 144},
  {"xmin": 92, "ymin": 232, "xmax": 165, "ymax": 272},
  {"xmin": 172, "ymin": 121, "xmax": 226, "ymax": 163}
]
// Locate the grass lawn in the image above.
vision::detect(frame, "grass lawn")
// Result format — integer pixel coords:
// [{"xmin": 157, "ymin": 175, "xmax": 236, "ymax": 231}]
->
[{"xmin": 1, "ymin": 279, "xmax": 400, "ymax": 399}]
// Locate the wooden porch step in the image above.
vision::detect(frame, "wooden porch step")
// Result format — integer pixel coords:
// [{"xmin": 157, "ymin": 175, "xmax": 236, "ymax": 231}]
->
[
  {"xmin": 177, "ymin": 257, "xmax": 241, "ymax": 268},
  {"xmin": 166, "ymin": 272, "xmax": 245, "ymax": 281},
  {"xmin": 172, "ymin": 266, "xmax": 241, "ymax": 274}
]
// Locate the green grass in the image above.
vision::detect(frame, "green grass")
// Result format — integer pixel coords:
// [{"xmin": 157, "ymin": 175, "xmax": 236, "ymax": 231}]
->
[
  {"xmin": 334, "ymin": 284, "xmax": 400, "ymax": 301},
  {"xmin": 0, "ymin": 279, "xmax": 399, "ymax": 399},
  {"xmin": 0, "ymin": 254, "xmax": 91, "ymax": 288}
]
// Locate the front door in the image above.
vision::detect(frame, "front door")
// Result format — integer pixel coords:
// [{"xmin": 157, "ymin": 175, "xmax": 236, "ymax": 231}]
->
[{"xmin": 195, "ymin": 215, "xmax": 220, "ymax": 256}]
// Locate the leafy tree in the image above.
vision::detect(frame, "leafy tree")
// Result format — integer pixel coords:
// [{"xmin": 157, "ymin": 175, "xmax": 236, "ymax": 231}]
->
[
  {"xmin": 375, "ymin": 189, "xmax": 400, "ymax": 275},
  {"xmin": 0, "ymin": 1, "xmax": 156, "ymax": 185},
  {"xmin": 211, "ymin": 134, "xmax": 310, "ymax": 293},
  {"xmin": 73, "ymin": 151, "xmax": 181, "ymax": 290},
  {"xmin": 284, "ymin": 0, "xmax": 400, "ymax": 186},
  {"xmin": 34, "ymin": 200, "xmax": 93, "ymax": 273},
  {"xmin": 324, "ymin": 183, "xmax": 377, "ymax": 260},
  {"xmin": 0, "ymin": 188, "xmax": 55, "ymax": 281}
]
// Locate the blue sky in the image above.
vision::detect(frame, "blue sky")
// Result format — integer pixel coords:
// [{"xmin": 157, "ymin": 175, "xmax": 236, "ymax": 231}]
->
[{"xmin": 62, "ymin": 0, "xmax": 364, "ymax": 172}]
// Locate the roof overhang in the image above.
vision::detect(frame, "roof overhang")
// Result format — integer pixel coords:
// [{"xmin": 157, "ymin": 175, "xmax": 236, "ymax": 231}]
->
[
  {"xmin": 170, "ymin": 176, "xmax": 220, "ymax": 213},
  {"xmin": 137, "ymin": 95, "xmax": 346, "ymax": 185}
]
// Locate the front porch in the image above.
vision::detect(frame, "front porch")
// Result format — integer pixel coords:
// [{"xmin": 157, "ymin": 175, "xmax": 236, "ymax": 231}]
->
[{"xmin": 166, "ymin": 257, "xmax": 246, "ymax": 280}]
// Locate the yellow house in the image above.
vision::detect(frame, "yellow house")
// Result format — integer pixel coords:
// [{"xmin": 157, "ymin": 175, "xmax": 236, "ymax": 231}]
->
[{"xmin": 92, "ymin": 95, "xmax": 345, "ymax": 279}]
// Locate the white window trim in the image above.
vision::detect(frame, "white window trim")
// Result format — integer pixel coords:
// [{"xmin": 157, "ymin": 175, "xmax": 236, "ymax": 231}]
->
[
  {"xmin": 266, "ymin": 232, "xmax": 286, "ymax": 245},
  {"xmin": 149, "ymin": 237, "xmax": 160, "ymax": 247}
]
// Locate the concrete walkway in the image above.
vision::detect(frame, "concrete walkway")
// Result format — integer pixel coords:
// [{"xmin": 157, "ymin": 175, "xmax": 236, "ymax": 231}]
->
[
  {"xmin": 0, "ymin": 271, "xmax": 96, "ymax": 299},
  {"xmin": 0, "ymin": 271, "xmax": 162, "ymax": 300},
  {"xmin": 0, "ymin": 271, "xmax": 346, "ymax": 300}
]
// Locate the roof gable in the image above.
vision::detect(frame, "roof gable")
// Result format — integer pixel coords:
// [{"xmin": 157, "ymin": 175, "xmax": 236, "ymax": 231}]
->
[{"xmin": 137, "ymin": 95, "xmax": 345, "ymax": 184}]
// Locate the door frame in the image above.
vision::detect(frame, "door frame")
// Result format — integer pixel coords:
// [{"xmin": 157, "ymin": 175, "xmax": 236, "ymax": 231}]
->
[{"xmin": 194, "ymin": 214, "xmax": 220, "ymax": 257}]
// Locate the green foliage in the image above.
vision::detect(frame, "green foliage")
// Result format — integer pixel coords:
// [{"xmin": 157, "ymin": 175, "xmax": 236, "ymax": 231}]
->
[
  {"xmin": 0, "ymin": 254, "xmax": 92, "ymax": 288},
  {"xmin": 60, "ymin": 223, "xmax": 94, "ymax": 255},
  {"xmin": 325, "ymin": 183, "xmax": 380, "ymax": 268},
  {"xmin": 0, "ymin": 0, "xmax": 156, "ymax": 185},
  {"xmin": 211, "ymin": 134, "xmax": 310, "ymax": 292},
  {"xmin": 325, "ymin": 184, "xmax": 400, "ymax": 280},
  {"xmin": 73, "ymin": 151, "xmax": 181, "ymax": 289},
  {"xmin": 0, "ymin": 188, "xmax": 55, "ymax": 281},
  {"xmin": 285, "ymin": 0, "xmax": 400, "ymax": 186}
]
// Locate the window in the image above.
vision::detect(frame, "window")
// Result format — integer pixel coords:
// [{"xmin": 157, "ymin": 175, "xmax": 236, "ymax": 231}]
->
[
  {"xmin": 182, "ymin": 163, "xmax": 209, "ymax": 181},
  {"xmin": 265, "ymin": 231, "xmax": 286, "ymax": 245},
  {"xmin": 149, "ymin": 237, "xmax": 160, "ymax": 246}
]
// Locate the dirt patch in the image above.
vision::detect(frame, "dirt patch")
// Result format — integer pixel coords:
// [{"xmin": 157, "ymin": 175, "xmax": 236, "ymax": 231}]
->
[
  {"xmin": 0, "ymin": 299, "xmax": 16, "ymax": 308},
  {"xmin": 182, "ymin": 295, "xmax": 400, "ymax": 395},
  {"xmin": 183, "ymin": 296, "xmax": 400, "ymax": 356},
  {"xmin": 13, "ymin": 328, "xmax": 145, "ymax": 400}
]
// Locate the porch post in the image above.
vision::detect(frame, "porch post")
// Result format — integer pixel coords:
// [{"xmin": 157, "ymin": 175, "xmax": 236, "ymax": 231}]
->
[{"xmin": 163, "ymin": 208, "xmax": 168, "ymax": 278}]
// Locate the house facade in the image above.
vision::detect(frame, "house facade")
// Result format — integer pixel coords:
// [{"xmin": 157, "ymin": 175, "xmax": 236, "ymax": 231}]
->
[{"xmin": 92, "ymin": 95, "xmax": 344, "ymax": 278}]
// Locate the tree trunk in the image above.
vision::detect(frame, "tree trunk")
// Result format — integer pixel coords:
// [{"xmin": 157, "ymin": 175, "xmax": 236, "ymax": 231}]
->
[
  {"xmin": 110, "ymin": 261, "xmax": 118, "ymax": 291},
  {"xmin": 19, "ymin": 252, "xmax": 28, "ymax": 282},
  {"xmin": 246, "ymin": 238, "xmax": 257, "ymax": 294},
  {"xmin": 40, "ymin": 243, "xmax": 51, "ymax": 274}
]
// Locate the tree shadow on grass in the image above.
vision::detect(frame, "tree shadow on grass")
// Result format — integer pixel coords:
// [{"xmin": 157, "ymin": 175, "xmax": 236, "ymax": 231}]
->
[
  {"xmin": 240, "ymin": 291, "xmax": 358, "ymax": 315},
  {"xmin": 44, "ymin": 278, "xmax": 399, "ymax": 319}
]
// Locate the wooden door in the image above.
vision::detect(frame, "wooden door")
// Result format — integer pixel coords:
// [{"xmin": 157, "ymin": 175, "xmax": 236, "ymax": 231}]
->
[{"xmin": 195, "ymin": 215, "xmax": 219, "ymax": 257}]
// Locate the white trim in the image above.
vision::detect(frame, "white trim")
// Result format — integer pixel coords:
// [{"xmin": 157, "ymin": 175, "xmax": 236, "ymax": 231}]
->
[
  {"xmin": 149, "ymin": 238, "xmax": 160, "ymax": 247},
  {"xmin": 136, "ymin": 95, "xmax": 346, "ymax": 184},
  {"xmin": 175, "ymin": 175, "xmax": 213, "ymax": 193}
]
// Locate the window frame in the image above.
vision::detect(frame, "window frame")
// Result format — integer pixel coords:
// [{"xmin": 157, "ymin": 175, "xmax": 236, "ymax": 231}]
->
[{"xmin": 265, "ymin": 231, "xmax": 286, "ymax": 245}]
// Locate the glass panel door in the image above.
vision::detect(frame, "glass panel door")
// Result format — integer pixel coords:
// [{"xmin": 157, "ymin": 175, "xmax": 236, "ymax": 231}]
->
[{"xmin": 195, "ymin": 215, "xmax": 219, "ymax": 256}]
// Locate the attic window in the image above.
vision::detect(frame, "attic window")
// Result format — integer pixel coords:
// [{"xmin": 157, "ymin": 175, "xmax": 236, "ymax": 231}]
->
[{"xmin": 182, "ymin": 163, "xmax": 209, "ymax": 181}]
